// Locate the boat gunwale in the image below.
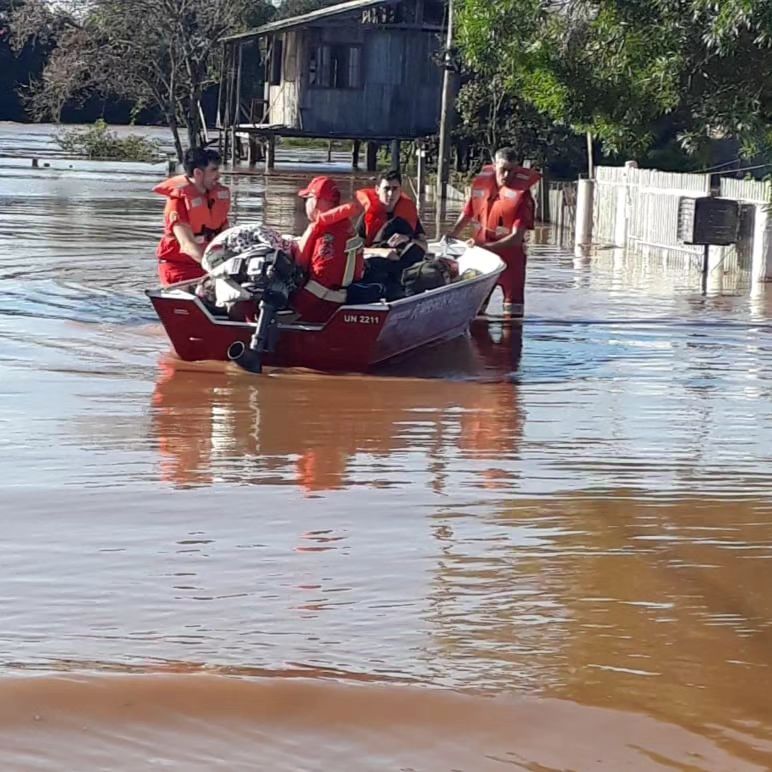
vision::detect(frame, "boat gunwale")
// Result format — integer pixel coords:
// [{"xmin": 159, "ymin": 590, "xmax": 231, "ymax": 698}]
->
[{"xmin": 146, "ymin": 248, "xmax": 505, "ymax": 334}]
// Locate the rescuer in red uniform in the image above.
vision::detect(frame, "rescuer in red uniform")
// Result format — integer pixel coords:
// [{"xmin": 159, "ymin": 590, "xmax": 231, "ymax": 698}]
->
[
  {"xmin": 291, "ymin": 176, "xmax": 364, "ymax": 323},
  {"xmin": 448, "ymin": 147, "xmax": 540, "ymax": 318},
  {"xmin": 153, "ymin": 147, "xmax": 230, "ymax": 286}
]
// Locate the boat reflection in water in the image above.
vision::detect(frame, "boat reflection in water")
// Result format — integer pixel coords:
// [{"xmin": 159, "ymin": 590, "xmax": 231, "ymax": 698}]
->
[{"xmin": 149, "ymin": 323, "xmax": 524, "ymax": 493}]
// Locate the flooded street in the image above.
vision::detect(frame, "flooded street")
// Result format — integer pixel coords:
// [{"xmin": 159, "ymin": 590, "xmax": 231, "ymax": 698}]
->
[{"xmin": 1, "ymin": 122, "xmax": 771, "ymax": 770}]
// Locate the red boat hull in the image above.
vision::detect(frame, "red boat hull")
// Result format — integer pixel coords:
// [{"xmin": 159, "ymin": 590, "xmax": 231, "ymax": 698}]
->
[{"xmin": 148, "ymin": 247, "xmax": 504, "ymax": 372}]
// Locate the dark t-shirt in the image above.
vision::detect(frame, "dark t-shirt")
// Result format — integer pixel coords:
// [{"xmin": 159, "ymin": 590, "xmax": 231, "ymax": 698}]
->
[{"xmin": 356, "ymin": 211, "xmax": 425, "ymax": 246}]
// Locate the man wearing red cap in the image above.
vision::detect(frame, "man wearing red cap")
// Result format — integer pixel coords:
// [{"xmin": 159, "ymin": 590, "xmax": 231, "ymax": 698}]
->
[{"xmin": 291, "ymin": 176, "xmax": 364, "ymax": 323}]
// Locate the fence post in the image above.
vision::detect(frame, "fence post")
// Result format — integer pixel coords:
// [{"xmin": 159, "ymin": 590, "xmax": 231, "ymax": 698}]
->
[
  {"xmin": 752, "ymin": 205, "xmax": 772, "ymax": 282},
  {"xmin": 416, "ymin": 146, "xmax": 426, "ymax": 203},
  {"xmin": 556, "ymin": 189, "xmax": 563, "ymax": 238},
  {"xmin": 613, "ymin": 161, "xmax": 637, "ymax": 248},
  {"xmin": 574, "ymin": 178, "xmax": 595, "ymax": 256}
]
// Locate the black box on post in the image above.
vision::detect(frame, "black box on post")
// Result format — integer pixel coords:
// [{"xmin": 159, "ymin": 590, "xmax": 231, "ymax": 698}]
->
[{"xmin": 678, "ymin": 197, "xmax": 739, "ymax": 246}]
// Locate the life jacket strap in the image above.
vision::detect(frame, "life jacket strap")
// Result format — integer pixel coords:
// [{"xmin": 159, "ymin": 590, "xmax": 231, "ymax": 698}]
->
[{"xmin": 303, "ymin": 280, "xmax": 347, "ymax": 304}]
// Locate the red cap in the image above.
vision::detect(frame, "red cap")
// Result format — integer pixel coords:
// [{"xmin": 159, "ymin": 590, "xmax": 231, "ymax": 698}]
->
[{"xmin": 298, "ymin": 176, "xmax": 340, "ymax": 203}]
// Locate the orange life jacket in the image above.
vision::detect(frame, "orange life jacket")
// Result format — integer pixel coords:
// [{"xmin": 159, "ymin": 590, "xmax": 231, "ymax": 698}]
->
[
  {"xmin": 154, "ymin": 174, "xmax": 231, "ymax": 254},
  {"xmin": 355, "ymin": 188, "xmax": 418, "ymax": 246},
  {"xmin": 469, "ymin": 165, "xmax": 540, "ymax": 245},
  {"xmin": 297, "ymin": 201, "xmax": 364, "ymax": 291},
  {"xmin": 292, "ymin": 202, "xmax": 364, "ymax": 322}
]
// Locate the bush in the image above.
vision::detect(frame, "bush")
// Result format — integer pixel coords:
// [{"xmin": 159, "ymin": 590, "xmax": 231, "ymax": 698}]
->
[
  {"xmin": 55, "ymin": 120, "xmax": 162, "ymax": 162},
  {"xmin": 279, "ymin": 137, "xmax": 353, "ymax": 151}
]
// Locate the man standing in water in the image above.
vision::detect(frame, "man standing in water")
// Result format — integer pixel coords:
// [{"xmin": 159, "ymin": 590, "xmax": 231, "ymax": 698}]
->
[
  {"xmin": 153, "ymin": 147, "xmax": 231, "ymax": 286},
  {"xmin": 448, "ymin": 147, "xmax": 540, "ymax": 317}
]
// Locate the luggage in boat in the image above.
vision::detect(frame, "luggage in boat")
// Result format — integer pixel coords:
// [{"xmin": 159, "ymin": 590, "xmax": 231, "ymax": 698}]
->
[
  {"xmin": 346, "ymin": 281, "xmax": 384, "ymax": 304},
  {"xmin": 402, "ymin": 257, "xmax": 458, "ymax": 296}
]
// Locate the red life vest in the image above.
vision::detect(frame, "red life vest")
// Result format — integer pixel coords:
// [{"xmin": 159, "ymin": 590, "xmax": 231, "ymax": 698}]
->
[
  {"xmin": 355, "ymin": 188, "xmax": 418, "ymax": 246},
  {"xmin": 292, "ymin": 202, "xmax": 364, "ymax": 323},
  {"xmin": 468, "ymin": 165, "xmax": 540, "ymax": 309},
  {"xmin": 154, "ymin": 175, "xmax": 231, "ymax": 276},
  {"xmin": 469, "ymin": 165, "xmax": 539, "ymax": 246}
]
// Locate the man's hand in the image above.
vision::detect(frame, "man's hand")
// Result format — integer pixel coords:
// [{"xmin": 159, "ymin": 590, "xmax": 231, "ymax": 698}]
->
[{"xmin": 387, "ymin": 233, "xmax": 409, "ymax": 248}]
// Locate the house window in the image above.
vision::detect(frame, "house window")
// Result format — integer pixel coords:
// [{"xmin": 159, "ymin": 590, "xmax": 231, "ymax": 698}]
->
[
  {"xmin": 269, "ymin": 39, "xmax": 283, "ymax": 85},
  {"xmin": 309, "ymin": 44, "xmax": 362, "ymax": 89}
]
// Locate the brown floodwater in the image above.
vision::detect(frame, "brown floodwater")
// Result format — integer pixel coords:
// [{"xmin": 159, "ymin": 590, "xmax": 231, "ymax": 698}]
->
[{"xmin": 1, "ymin": 122, "xmax": 772, "ymax": 770}]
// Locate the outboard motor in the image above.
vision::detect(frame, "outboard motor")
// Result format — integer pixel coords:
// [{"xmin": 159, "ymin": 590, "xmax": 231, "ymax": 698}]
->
[
  {"xmin": 201, "ymin": 225, "xmax": 303, "ymax": 374},
  {"xmin": 224, "ymin": 245, "xmax": 300, "ymax": 373}
]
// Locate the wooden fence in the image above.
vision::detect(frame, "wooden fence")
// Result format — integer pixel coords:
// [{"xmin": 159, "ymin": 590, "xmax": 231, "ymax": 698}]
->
[{"xmin": 594, "ymin": 165, "xmax": 711, "ymax": 268}]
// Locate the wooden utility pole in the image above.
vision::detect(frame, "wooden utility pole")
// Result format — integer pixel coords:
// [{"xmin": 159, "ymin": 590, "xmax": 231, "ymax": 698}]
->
[
  {"xmin": 230, "ymin": 42, "xmax": 243, "ymax": 167},
  {"xmin": 436, "ymin": 0, "xmax": 454, "ymax": 203},
  {"xmin": 586, "ymin": 131, "xmax": 594, "ymax": 179}
]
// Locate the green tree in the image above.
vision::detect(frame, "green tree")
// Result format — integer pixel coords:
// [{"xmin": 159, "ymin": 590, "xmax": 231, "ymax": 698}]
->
[
  {"xmin": 10, "ymin": 0, "xmax": 275, "ymax": 161},
  {"xmin": 455, "ymin": 0, "xmax": 772, "ymax": 160},
  {"xmin": 454, "ymin": 73, "xmax": 586, "ymax": 172},
  {"xmin": 1, "ymin": 0, "xmax": 63, "ymax": 120},
  {"xmin": 274, "ymin": 0, "xmax": 340, "ymax": 20}
]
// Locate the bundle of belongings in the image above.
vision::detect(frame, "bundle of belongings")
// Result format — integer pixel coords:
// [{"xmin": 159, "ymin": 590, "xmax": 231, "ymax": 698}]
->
[
  {"xmin": 196, "ymin": 224, "xmax": 302, "ymax": 319},
  {"xmin": 401, "ymin": 256, "xmax": 460, "ymax": 296}
]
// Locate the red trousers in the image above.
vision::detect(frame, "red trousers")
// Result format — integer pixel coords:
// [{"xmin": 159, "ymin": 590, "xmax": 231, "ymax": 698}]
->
[
  {"xmin": 290, "ymin": 286, "xmax": 342, "ymax": 324},
  {"xmin": 158, "ymin": 257, "xmax": 205, "ymax": 287},
  {"xmin": 496, "ymin": 246, "xmax": 527, "ymax": 305}
]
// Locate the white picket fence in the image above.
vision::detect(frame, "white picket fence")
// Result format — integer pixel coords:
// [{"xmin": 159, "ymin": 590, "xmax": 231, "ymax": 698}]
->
[
  {"xmin": 594, "ymin": 165, "xmax": 710, "ymax": 268},
  {"xmin": 594, "ymin": 165, "xmax": 772, "ymax": 280}
]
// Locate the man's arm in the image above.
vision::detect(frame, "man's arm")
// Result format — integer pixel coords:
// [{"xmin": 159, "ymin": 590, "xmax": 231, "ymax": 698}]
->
[
  {"xmin": 479, "ymin": 226, "xmax": 526, "ymax": 254},
  {"xmin": 387, "ymin": 218, "xmax": 428, "ymax": 253},
  {"xmin": 481, "ymin": 193, "xmax": 534, "ymax": 253},
  {"xmin": 447, "ymin": 210, "xmax": 472, "ymax": 239},
  {"xmin": 172, "ymin": 222, "xmax": 204, "ymax": 263}
]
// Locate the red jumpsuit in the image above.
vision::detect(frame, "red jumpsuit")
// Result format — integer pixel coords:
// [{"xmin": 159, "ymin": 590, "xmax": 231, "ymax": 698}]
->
[
  {"xmin": 153, "ymin": 175, "xmax": 230, "ymax": 286},
  {"xmin": 291, "ymin": 203, "xmax": 364, "ymax": 323},
  {"xmin": 464, "ymin": 166, "xmax": 539, "ymax": 312}
]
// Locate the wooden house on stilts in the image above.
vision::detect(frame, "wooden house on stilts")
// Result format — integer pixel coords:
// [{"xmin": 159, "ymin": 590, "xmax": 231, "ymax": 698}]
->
[{"xmin": 218, "ymin": 0, "xmax": 448, "ymax": 170}]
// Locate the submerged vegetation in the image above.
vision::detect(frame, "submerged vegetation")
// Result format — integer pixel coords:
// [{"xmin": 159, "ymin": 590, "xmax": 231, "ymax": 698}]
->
[{"xmin": 55, "ymin": 120, "xmax": 162, "ymax": 162}]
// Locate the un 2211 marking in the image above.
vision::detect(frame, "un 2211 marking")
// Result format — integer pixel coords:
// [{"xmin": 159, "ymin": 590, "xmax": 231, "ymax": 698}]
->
[{"xmin": 343, "ymin": 313, "xmax": 381, "ymax": 325}]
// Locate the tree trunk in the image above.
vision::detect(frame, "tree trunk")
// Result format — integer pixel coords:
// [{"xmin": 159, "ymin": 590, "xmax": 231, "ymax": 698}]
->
[
  {"xmin": 185, "ymin": 93, "xmax": 203, "ymax": 150},
  {"xmin": 167, "ymin": 113, "xmax": 184, "ymax": 165}
]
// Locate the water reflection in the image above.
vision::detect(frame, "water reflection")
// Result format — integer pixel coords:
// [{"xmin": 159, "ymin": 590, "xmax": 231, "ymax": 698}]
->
[
  {"xmin": 150, "ymin": 330, "xmax": 524, "ymax": 492},
  {"xmin": 2, "ymin": 125, "xmax": 772, "ymax": 768}
]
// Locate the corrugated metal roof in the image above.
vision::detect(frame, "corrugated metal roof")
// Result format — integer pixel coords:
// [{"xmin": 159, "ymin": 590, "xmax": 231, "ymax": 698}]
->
[{"xmin": 222, "ymin": 0, "xmax": 395, "ymax": 42}]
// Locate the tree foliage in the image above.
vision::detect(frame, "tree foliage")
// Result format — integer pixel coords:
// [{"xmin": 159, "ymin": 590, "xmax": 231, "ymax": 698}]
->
[
  {"xmin": 274, "ymin": 0, "xmax": 341, "ymax": 19},
  {"xmin": 9, "ymin": 0, "xmax": 275, "ymax": 161},
  {"xmin": 455, "ymin": 0, "xmax": 772, "ymax": 160},
  {"xmin": 454, "ymin": 72, "xmax": 586, "ymax": 174},
  {"xmin": 1, "ymin": 0, "xmax": 59, "ymax": 120},
  {"xmin": 56, "ymin": 119, "xmax": 163, "ymax": 161}
]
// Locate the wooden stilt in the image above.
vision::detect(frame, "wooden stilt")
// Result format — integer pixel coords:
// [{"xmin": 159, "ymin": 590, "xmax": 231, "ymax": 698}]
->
[
  {"xmin": 366, "ymin": 141, "xmax": 378, "ymax": 172},
  {"xmin": 265, "ymin": 135, "xmax": 276, "ymax": 172},
  {"xmin": 390, "ymin": 139, "xmax": 401, "ymax": 171}
]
